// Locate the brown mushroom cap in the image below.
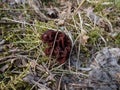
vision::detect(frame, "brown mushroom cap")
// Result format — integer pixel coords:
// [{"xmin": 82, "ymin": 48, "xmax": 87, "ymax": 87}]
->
[{"xmin": 41, "ymin": 30, "xmax": 72, "ymax": 64}]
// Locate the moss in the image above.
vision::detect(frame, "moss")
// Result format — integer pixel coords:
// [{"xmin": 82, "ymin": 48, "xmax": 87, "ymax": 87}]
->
[
  {"xmin": 0, "ymin": 19, "xmax": 57, "ymax": 89},
  {"xmin": 88, "ymin": 29, "xmax": 101, "ymax": 45},
  {"xmin": 115, "ymin": 33, "xmax": 120, "ymax": 45},
  {"xmin": 0, "ymin": 74, "xmax": 4, "ymax": 81},
  {"xmin": 0, "ymin": 64, "xmax": 30, "ymax": 90},
  {"xmin": 94, "ymin": 3, "xmax": 104, "ymax": 12},
  {"xmin": 0, "ymin": 0, "xmax": 120, "ymax": 89}
]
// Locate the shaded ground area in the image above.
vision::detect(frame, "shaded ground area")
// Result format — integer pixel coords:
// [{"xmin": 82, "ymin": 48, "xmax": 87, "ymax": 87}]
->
[{"xmin": 0, "ymin": 0, "xmax": 120, "ymax": 90}]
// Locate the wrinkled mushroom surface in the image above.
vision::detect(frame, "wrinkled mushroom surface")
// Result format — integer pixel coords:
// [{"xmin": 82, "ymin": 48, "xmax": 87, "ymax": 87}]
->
[{"xmin": 41, "ymin": 30, "xmax": 72, "ymax": 63}]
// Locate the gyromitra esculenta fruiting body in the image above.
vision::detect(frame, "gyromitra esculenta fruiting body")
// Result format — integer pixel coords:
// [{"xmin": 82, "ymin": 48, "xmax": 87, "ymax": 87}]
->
[{"xmin": 41, "ymin": 30, "xmax": 72, "ymax": 63}]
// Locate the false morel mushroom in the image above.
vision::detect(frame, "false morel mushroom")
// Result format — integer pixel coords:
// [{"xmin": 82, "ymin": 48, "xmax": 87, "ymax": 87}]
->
[{"xmin": 41, "ymin": 30, "xmax": 72, "ymax": 63}]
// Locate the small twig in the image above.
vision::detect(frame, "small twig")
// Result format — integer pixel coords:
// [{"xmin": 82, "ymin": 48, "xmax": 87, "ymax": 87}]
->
[
  {"xmin": 31, "ymin": 80, "xmax": 50, "ymax": 90},
  {"xmin": 0, "ymin": 55, "xmax": 16, "ymax": 64},
  {"xmin": 69, "ymin": 83, "xmax": 94, "ymax": 88},
  {"xmin": 74, "ymin": 0, "xmax": 86, "ymax": 15},
  {"xmin": 0, "ymin": 40, "xmax": 5, "ymax": 45},
  {"xmin": 2, "ymin": 18, "xmax": 32, "ymax": 25},
  {"xmin": 53, "ymin": 70, "xmax": 89, "ymax": 77},
  {"xmin": 57, "ymin": 73, "xmax": 63, "ymax": 90},
  {"xmin": 2, "ymin": 18, "xmax": 56, "ymax": 30},
  {"xmin": 0, "ymin": 21, "xmax": 21, "ymax": 24},
  {"xmin": 48, "ymin": 30, "xmax": 59, "ymax": 67}
]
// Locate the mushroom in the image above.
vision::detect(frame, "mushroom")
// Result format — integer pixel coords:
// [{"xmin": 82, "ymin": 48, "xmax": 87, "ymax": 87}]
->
[{"xmin": 41, "ymin": 30, "xmax": 72, "ymax": 63}]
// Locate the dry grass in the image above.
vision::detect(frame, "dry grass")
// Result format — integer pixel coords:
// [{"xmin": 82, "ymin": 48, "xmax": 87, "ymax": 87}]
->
[{"xmin": 0, "ymin": 0, "xmax": 120, "ymax": 90}]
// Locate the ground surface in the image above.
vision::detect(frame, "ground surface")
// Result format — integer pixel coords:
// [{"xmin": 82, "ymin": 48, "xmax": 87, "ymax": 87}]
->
[{"xmin": 0, "ymin": 0, "xmax": 120, "ymax": 90}]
